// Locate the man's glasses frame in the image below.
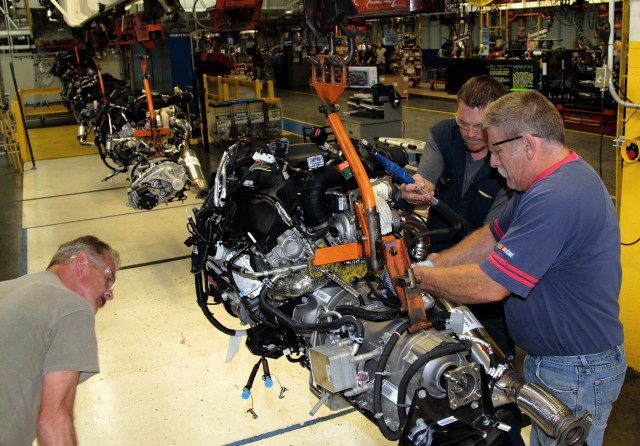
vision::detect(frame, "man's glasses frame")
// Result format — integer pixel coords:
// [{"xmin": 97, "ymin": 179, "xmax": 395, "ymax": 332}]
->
[
  {"xmin": 454, "ymin": 114, "xmax": 484, "ymax": 132},
  {"xmin": 490, "ymin": 135, "xmax": 524, "ymax": 148},
  {"xmin": 490, "ymin": 134, "xmax": 542, "ymax": 150},
  {"xmin": 70, "ymin": 254, "xmax": 116, "ymax": 290}
]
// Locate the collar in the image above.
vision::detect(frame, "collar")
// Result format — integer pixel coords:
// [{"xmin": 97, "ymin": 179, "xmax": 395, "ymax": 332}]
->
[{"xmin": 528, "ymin": 150, "xmax": 578, "ymax": 190}]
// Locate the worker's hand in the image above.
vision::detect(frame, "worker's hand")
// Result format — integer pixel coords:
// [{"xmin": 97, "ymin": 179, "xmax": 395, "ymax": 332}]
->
[{"xmin": 400, "ymin": 181, "xmax": 434, "ymax": 208}]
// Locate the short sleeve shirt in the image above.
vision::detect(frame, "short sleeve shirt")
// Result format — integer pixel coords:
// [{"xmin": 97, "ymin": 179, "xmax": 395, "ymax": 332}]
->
[
  {"xmin": 0, "ymin": 271, "xmax": 99, "ymax": 445},
  {"xmin": 480, "ymin": 152, "xmax": 623, "ymax": 356}
]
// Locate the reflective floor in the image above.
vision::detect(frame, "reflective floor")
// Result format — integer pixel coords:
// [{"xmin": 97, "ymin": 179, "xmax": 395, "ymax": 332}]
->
[{"xmin": 1, "ymin": 87, "xmax": 637, "ymax": 445}]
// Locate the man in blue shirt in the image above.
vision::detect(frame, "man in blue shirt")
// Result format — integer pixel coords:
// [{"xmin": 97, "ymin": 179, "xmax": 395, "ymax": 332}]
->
[{"xmin": 414, "ymin": 90, "xmax": 625, "ymax": 446}]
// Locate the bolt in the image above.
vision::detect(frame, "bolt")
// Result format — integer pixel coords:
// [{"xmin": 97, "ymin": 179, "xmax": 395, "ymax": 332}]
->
[
  {"xmin": 416, "ymin": 418, "xmax": 425, "ymax": 427},
  {"xmin": 483, "ymin": 417, "xmax": 491, "ymax": 426},
  {"xmin": 417, "ymin": 389, "xmax": 427, "ymax": 399},
  {"xmin": 451, "ymin": 400, "xmax": 458, "ymax": 408},
  {"xmin": 471, "ymin": 401, "xmax": 479, "ymax": 409}
]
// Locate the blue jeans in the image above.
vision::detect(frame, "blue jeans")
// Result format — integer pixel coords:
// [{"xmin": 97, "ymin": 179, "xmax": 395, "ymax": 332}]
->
[{"xmin": 524, "ymin": 344, "xmax": 626, "ymax": 446}]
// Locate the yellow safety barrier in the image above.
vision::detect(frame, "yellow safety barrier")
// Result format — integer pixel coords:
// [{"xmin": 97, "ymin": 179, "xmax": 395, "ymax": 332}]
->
[
  {"xmin": 203, "ymin": 75, "xmax": 282, "ymax": 144},
  {"xmin": 10, "ymin": 99, "xmax": 29, "ymax": 167},
  {"xmin": 17, "ymin": 87, "xmax": 68, "ymax": 118},
  {"xmin": 203, "ymin": 75, "xmax": 277, "ymax": 115},
  {"xmin": 0, "ymin": 104, "xmax": 22, "ymax": 174}
]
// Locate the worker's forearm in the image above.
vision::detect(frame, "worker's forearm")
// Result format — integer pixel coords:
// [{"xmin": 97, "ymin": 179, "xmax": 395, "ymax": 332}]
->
[
  {"xmin": 38, "ymin": 413, "xmax": 77, "ymax": 446},
  {"xmin": 415, "ymin": 263, "xmax": 509, "ymax": 304},
  {"xmin": 431, "ymin": 225, "xmax": 496, "ymax": 267}
]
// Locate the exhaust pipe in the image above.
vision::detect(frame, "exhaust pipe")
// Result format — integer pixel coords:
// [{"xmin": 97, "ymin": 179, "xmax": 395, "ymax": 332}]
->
[
  {"xmin": 497, "ymin": 370, "xmax": 591, "ymax": 445},
  {"xmin": 180, "ymin": 148, "xmax": 208, "ymax": 198}
]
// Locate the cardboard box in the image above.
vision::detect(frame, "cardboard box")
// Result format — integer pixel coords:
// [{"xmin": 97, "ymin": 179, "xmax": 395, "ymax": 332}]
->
[{"xmin": 379, "ymin": 74, "xmax": 410, "ymax": 99}]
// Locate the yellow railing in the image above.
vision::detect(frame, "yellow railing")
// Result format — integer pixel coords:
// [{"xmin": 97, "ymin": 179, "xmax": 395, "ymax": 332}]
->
[
  {"xmin": 0, "ymin": 104, "xmax": 22, "ymax": 174},
  {"xmin": 17, "ymin": 87, "xmax": 67, "ymax": 117},
  {"xmin": 203, "ymin": 75, "xmax": 276, "ymax": 113}
]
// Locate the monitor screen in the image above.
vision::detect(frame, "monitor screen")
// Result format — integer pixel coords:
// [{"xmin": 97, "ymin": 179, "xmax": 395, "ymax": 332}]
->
[{"xmin": 347, "ymin": 66, "xmax": 379, "ymax": 89}]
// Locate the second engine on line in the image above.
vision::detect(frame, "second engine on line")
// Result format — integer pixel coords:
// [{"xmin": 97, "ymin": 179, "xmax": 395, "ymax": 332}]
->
[
  {"xmin": 51, "ymin": 50, "xmax": 208, "ymax": 210},
  {"xmin": 185, "ymin": 137, "xmax": 591, "ymax": 445}
]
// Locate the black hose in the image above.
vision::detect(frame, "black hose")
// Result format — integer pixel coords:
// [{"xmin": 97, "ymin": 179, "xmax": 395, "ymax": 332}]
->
[
  {"xmin": 364, "ymin": 276, "xmax": 400, "ymax": 308},
  {"xmin": 226, "ymin": 243, "xmax": 251, "ymax": 293},
  {"xmin": 258, "ymin": 283, "xmax": 364, "ymax": 336},
  {"xmin": 96, "ymin": 143, "xmax": 125, "ymax": 173},
  {"xmin": 164, "ymin": 91, "xmax": 193, "ymax": 106},
  {"xmin": 336, "ymin": 305, "xmax": 403, "ymax": 322},
  {"xmin": 301, "ymin": 166, "xmax": 343, "ymax": 231},
  {"xmin": 405, "ymin": 228, "xmax": 458, "ymax": 252},
  {"xmin": 393, "ymin": 341, "xmax": 471, "ymax": 438},
  {"xmin": 373, "ymin": 320, "xmax": 411, "ymax": 441},
  {"xmin": 194, "ymin": 271, "xmax": 241, "ymax": 336}
]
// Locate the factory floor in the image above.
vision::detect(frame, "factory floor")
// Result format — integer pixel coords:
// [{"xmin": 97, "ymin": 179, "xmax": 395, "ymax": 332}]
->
[{"xmin": 1, "ymin": 86, "xmax": 638, "ymax": 445}]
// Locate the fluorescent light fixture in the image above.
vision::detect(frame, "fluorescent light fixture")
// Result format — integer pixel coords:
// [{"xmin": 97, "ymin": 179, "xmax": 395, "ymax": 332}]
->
[{"xmin": 285, "ymin": 9, "xmax": 292, "ymax": 13}]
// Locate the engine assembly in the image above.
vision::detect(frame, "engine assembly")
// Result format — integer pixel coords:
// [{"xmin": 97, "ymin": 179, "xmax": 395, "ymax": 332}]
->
[
  {"xmin": 185, "ymin": 137, "xmax": 591, "ymax": 445},
  {"xmin": 51, "ymin": 50, "xmax": 208, "ymax": 210}
]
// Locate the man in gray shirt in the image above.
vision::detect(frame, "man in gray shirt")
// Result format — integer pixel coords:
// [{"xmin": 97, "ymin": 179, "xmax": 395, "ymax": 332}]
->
[{"xmin": 0, "ymin": 235, "xmax": 120, "ymax": 446}]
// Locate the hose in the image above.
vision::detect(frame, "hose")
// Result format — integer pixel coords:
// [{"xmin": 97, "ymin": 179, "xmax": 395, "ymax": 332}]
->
[
  {"xmin": 258, "ymin": 281, "xmax": 364, "ymax": 336},
  {"xmin": 194, "ymin": 270, "xmax": 245, "ymax": 337},
  {"xmin": 335, "ymin": 305, "xmax": 403, "ymax": 322},
  {"xmin": 395, "ymin": 341, "xmax": 471, "ymax": 437},
  {"xmin": 301, "ymin": 166, "xmax": 343, "ymax": 231},
  {"xmin": 373, "ymin": 321, "xmax": 412, "ymax": 440}
]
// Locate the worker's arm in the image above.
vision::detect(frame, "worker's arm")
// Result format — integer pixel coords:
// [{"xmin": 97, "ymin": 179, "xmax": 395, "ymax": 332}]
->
[
  {"xmin": 37, "ymin": 370, "xmax": 80, "ymax": 446},
  {"xmin": 415, "ymin": 225, "xmax": 511, "ymax": 303},
  {"xmin": 400, "ymin": 172, "xmax": 436, "ymax": 208},
  {"xmin": 429, "ymin": 225, "xmax": 497, "ymax": 267},
  {"xmin": 414, "ymin": 262, "xmax": 510, "ymax": 304}
]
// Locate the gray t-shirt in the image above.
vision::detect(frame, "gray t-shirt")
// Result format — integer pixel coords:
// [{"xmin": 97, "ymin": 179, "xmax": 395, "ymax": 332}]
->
[
  {"xmin": 418, "ymin": 133, "xmax": 511, "ymax": 224},
  {"xmin": 0, "ymin": 271, "xmax": 99, "ymax": 445}
]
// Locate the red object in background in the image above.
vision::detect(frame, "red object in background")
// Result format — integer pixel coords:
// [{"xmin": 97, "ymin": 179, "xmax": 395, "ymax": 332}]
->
[
  {"xmin": 347, "ymin": 0, "xmax": 445, "ymax": 16},
  {"xmin": 352, "ymin": 0, "xmax": 409, "ymax": 15},
  {"xmin": 201, "ymin": 52, "xmax": 235, "ymax": 77},
  {"xmin": 208, "ymin": 0, "xmax": 264, "ymax": 31},
  {"xmin": 115, "ymin": 15, "xmax": 164, "ymax": 50}
]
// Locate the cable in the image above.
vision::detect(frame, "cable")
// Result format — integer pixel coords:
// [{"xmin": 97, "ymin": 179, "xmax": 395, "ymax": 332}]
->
[
  {"xmin": 599, "ymin": 90, "xmax": 605, "ymax": 178},
  {"xmin": 621, "ymin": 237, "xmax": 640, "ymax": 246}
]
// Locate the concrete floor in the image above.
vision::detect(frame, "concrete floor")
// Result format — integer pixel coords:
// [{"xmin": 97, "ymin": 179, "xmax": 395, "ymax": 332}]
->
[{"xmin": 1, "ymin": 86, "xmax": 638, "ymax": 445}]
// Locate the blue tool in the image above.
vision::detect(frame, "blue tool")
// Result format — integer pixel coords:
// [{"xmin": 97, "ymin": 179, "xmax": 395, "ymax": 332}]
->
[{"xmin": 374, "ymin": 152, "xmax": 467, "ymax": 233}]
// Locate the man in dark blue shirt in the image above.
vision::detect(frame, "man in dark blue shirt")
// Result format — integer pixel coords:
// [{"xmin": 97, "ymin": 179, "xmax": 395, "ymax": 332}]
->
[{"xmin": 414, "ymin": 90, "xmax": 625, "ymax": 446}]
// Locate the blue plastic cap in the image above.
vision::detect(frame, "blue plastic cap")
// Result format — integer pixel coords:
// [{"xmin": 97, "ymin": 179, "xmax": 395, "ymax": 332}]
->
[
  {"xmin": 264, "ymin": 377, "xmax": 273, "ymax": 388},
  {"xmin": 241, "ymin": 389, "xmax": 251, "ymax": 399}
]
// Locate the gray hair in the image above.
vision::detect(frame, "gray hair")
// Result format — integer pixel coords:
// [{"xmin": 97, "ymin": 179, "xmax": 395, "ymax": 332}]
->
[
  {"xmin": 48, "ymin": 235, "xmax": 120, "ymax": 269},
  {"xmin": 483, "ymin": 90, "xmax": 565, "ymax": 144}
]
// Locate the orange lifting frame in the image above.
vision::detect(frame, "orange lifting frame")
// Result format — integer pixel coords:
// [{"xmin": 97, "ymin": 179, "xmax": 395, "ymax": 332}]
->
[{"xmin": 309, "ymin": 56, "xmax": 378, "ymax": 266}]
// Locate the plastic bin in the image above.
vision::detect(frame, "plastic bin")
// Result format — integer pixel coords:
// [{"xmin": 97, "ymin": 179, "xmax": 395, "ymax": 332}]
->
[
  {"xmin": 208, "ymin": 101, "xmax": 233, "ymax": 143},
  {"xmin": 246, "ymin": 98, "xmax": 265, "ymax": 139},
  {"xmin": 263, "ymin": 97, "xmax": 282, "ymax": 139},
  {"xmin": 228, "ymin": 100, "xmax": 250, "ymax": 140}
]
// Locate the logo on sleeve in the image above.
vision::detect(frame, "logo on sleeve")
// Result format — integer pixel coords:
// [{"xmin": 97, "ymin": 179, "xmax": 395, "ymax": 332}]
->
[{"xmin": 496, "ymin": 243, "xmax": 514, "ymax": 258}]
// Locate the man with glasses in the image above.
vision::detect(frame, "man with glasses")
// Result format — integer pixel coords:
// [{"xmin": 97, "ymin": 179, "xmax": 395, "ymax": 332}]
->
[
  {"xmin": 401, "ymin": 75, "xmax": 523, "ymax": 445},
  {"xmin": 401, "ymin": 75, "xmax": 515, "ymax": 357},
  {"xmin": 414, "ymin": 91, "xmax": 625, "ymax": 446},
  {"xmin": 401, "ymin": 75, "xmax": 511, "ymax": 253},
  {"xmin": 0, "ymin": 235, "xmax": 120, "ymax": 446}
]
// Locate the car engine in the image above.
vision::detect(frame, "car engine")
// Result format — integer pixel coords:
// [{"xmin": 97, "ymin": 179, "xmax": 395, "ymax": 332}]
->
[
  {"xmin": 185, "ymin": 136, "xmax": 591, "ymax": 445},
  {"xmin": 51, "ymin": 50, "xmax": 208, "ymax": 210}
]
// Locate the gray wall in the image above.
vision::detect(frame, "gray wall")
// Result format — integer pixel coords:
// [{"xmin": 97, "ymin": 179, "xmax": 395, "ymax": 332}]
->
[{"xmin": 0, "ymin": 52, "xmax": 125, "ymax": 105}]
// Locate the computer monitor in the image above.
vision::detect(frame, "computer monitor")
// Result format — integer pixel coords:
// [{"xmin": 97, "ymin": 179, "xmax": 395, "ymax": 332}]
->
[{"xmin": 347, "ymin": 65, "xmax": 379, "ymax": 90}]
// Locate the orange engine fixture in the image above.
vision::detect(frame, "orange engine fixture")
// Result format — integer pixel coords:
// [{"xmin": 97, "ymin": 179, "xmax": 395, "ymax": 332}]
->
[
  {"xmin": 115, "ymin": 14, "xmax": 165, "ymax": 50},
  {"xmin": 208, "ymin": 0, "xmax": 264, "ymax": 31}
]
